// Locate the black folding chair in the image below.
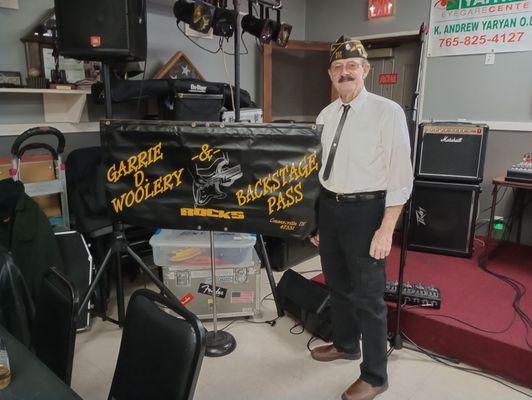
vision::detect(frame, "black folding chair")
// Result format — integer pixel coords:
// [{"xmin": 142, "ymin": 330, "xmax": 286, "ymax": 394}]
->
[
  {"xmin": 32, "ymin": 267, "xmax": 79, "ymax": 385},
  {"xmin": 108, "ymin": 289, "xmax": 206, "ymax": 400}
]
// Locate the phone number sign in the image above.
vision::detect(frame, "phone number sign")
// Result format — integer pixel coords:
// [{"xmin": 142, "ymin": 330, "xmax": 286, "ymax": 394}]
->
[{"xmin": 428, "ymin": 0, "xmax": 532, "ymax": 57}]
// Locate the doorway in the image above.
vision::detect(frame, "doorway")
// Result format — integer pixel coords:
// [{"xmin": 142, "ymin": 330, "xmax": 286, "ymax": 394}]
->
[{"xmin": 361, "ymin": 34, "xmax": 423, "ymax": 143}]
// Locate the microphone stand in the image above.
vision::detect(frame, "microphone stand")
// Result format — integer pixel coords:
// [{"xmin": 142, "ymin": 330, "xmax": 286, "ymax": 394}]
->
[
  {"xmin": 386, "ymin": 199, "xmax": 458, "ymax": 364},
  {"xmin": 389, "ymin": 199, "xmax": 410, "ymax": 352}
]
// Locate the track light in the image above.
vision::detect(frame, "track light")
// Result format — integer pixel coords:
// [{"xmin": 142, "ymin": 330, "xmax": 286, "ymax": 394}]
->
[
  {"xmin": 241, "ymin": 14, "xmax": 275, "ymax": 44},
  {"xmin": 174, "ymin": 0, "xmax": 291, "ymax": 43},
  {"xmin": 212, "ymin": 7, "xmax": 238, "ymax": 38},
  {"xmin": 174, "ymin": 0, "xmax": 238, "ymax": 37},
  {"xmin": 269, "ymin": 8, "xmax": 292, "ymax": 47},
  {"xmin": 241, "ymin": 2, "xmax": 292, "ymax": 46},
  {"xmin": 241, "ymin": 3, "xmax": 275, "ymax": 44},
  {"xmin": 173, "ymin": 0, "xmax": 215, "ymax": 34}
]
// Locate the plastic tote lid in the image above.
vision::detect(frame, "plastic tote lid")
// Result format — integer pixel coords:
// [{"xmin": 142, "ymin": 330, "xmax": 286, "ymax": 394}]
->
[{"xmin": 149, "ymin": 229, "xmax": 256, "ymax": 248}]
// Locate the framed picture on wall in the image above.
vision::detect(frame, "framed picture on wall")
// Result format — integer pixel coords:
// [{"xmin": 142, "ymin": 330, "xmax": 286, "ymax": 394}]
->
[
  {"xmin": 0, "ymin": 71, "xmax": 22, "ymax": 87},
  {"xmin": 153, "ymin": 51, "xmax": 205, "ymax": 80}
]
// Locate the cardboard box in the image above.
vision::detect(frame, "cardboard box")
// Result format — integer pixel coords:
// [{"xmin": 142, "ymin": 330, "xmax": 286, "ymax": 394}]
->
[{"xmin": 0, "ymin": 154, "xmax": 61, "ymax": 217}]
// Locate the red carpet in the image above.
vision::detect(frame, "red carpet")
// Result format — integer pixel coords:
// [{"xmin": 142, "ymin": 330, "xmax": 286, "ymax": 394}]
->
[{"xmin": 312, "ymin": 240, "xmax": 532, "ymax": 387}]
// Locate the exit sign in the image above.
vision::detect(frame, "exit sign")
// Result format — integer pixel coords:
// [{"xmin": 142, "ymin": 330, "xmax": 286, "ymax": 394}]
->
[
  {"xmin": 379, "ymin": 73, "xmax": 398, "ymax": 84},
  {"xmin": 368, "ymin": 0, "xmax": 395, "ymax": 19}
]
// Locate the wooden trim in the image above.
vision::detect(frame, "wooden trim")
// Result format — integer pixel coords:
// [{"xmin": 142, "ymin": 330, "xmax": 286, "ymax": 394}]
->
[
  {"xmin": 355, "ymin": 30, "xmax": 420, "ymax": 41},
  {"xmin": 283, "ymin": 40, "xmax": 331, "ymax": 52}
]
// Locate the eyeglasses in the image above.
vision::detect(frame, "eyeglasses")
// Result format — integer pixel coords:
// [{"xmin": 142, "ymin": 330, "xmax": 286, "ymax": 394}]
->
[{"xmin": 330, "ymin": 61, "xmax": 364, "ymax": 75}]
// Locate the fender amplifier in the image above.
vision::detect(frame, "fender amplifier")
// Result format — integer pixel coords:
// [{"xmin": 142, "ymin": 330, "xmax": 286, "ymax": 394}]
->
[
  {"xmin": 415, "ymin": 122, "xmax": 488, "ymax": 183},
  {"xmin": 407, "ymin": 180, "xmax": 480, "ymax": 258},
  {"xmin": 54, "ymin": 0, "xmax": 147, "ymax": 61}
]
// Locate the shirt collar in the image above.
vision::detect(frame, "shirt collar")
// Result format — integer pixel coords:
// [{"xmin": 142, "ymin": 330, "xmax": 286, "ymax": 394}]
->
[{"xmin": 336, "ymin": 87, "xmax": 368, "ymax": 114}]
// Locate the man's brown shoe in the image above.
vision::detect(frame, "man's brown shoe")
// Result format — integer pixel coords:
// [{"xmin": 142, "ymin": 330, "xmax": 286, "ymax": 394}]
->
[
  {"xmin": 341, "ymin": 378, "xmax": 388, "ymax": 400},
  {"xmin": 310, "ymin": 344, "xmax": 361, "ymax": 362}
]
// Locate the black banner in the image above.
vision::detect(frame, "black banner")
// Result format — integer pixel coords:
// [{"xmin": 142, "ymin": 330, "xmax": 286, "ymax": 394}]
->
[{"xmin": 101, "ymin": 120, "xmax": 322, "ymax": 239}]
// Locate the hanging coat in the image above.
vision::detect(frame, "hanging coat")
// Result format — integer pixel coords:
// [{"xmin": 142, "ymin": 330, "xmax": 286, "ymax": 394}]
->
[{"xmin": 0, "ymin": 179, "xmax": 64, "ymax": 301}]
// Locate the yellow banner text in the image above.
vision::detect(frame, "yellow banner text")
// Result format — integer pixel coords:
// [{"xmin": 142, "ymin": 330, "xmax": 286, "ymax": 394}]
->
[
  {"xmin": 235, "ymin": 151, "xmax": 318, "ymax": 216},
  {"xmin": 180, "ymin": 207, "xmax": 245, "ymax": 220},
  {"xmin": 107, "ymin": 142, "xmax": 163, "ymax": 183},
  {"xmin": 111, "ymin": 168, "xmax": 184, "ymax": 213}
]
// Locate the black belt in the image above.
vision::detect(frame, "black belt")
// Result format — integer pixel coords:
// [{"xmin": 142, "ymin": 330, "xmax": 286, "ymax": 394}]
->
[{"xmin": 322, "ymin": 188, "xmax": 386, "ymax": 202}]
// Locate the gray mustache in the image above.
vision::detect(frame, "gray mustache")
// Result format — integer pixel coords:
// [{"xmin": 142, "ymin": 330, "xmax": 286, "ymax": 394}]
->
[{"xmin": 339, "ymin": 76, "xmax": 355, "ymax": 83}]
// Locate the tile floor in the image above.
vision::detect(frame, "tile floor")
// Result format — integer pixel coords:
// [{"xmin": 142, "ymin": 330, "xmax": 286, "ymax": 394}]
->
[{"xmin": 71, "ymin": 256, "xmax": 532, "ymax": 400}]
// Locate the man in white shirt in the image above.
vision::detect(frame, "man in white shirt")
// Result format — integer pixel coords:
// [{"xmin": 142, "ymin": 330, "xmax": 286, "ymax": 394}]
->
[{"xmin": 310, "ymin": 36, "xmax": 413, "ymax": 400}]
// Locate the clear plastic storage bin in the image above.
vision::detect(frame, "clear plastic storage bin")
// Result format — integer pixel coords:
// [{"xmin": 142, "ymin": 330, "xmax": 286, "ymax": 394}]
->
[{"xmin": 149, "ymin": 229, "xmax": 257, "ymax": 269}]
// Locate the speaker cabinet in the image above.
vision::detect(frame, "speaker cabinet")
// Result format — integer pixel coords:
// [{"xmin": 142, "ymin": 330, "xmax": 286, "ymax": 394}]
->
[
  {"xmin": 415, "ymin": 122, "xmax": 488, "ymax": 183},
  {"xmin": 55, "ymin": 231, "xmax": 93, "ymax": 331},
  {"xmin": 54, "ymin": 0, "xmax": 147, "ymax": 61},
  {"xmin": 277, "ymin": 269, "xmax": 332, "ymax": 341},
  {"xmin": 408, "ymin": 180, "xmax": 480, "ymax": 258}
]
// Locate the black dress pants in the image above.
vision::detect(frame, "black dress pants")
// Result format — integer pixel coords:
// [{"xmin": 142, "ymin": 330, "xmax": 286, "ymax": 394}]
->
[{"xmin": 318, "ymin": 191, "xmax": 388, "ymax": 386}]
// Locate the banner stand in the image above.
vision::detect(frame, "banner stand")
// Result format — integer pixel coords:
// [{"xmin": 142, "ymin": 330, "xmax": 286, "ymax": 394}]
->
[
  {"xmin": 205, "ymin": 231, "xmax": 237, "ymax": 356},
  {"xmin": 77, "ymin": 65, "xmax": 180, "ymax": 327},
  {"xmin": 205, "ymin": 1, "xmax": 283, "ymax": 354}
]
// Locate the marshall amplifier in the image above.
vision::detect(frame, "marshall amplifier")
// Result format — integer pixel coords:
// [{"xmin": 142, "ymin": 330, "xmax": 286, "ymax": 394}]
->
[
  {"xmin": 415, "ymin": 122, "xmax": 488, "ymax": 183},
  {"xmin": 54, "ymin": 0, "xmax": 147, "ymax": 61},
  {"xmin": 407, "ymin": 180, "xmax": 480, "ymax": 258}
]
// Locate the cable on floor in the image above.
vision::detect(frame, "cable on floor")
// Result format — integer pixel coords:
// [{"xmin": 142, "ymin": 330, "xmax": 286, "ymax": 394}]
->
[{"xmin": 401, "ymin": 331, "xmax": 532, "ymax": 398}]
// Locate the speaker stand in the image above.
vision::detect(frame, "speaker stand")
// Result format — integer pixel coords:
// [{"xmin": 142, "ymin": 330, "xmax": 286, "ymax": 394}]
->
[
  {"xmin": 389, "ymin": 199, "xmax": 410, "ymax": 352},
  {"xmin": 387, "ymin": 200, "xmax": 459, "ymax": 364},
  {"xmin": 77, "ymin": 222, "xmax": 178, "ymax": 327},
  {"xmin": 78, "ymin": 63, "xmax": 178, "ymax": 327}
]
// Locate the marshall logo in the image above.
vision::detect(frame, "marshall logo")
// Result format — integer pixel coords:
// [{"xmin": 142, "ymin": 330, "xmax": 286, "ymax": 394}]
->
[
  {"xmin": 440, "ymin": 136, "xmax": 463, "ymax": 143},
  {"xmin": 415, "ymin": 207, "xmax": 427, "ymax": 226},
  {"xmin": 189, "ymin": 84, "xmax": 207, "ymax": 93},
  {"xmin": 180, "ymin": 207, "xmax": 245, "ymax": 220}
]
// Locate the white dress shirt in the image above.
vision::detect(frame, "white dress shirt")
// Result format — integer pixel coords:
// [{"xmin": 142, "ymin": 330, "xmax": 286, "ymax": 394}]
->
[{"xmin": 316, "ymin": 87, "xmax": 413, "ymax": 207}]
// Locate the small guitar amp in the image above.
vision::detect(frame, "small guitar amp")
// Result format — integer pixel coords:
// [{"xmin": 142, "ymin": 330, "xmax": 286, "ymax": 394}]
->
[{"xmin": 415, "ymin": 122, "xmax": 488, "ymax": 183}]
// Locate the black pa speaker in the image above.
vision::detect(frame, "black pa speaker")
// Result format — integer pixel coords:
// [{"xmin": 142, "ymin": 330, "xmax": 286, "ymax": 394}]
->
[
  {"xmin": 55, "ymin": 231, "xmax": 93, "ymax": 331},
  {"xmin": 407, "ymin": 180, "xmax": 480, "ymax": 258},
  {"xmin": 54, "ymin": 0, "xmax": 147, "ymax": 61},
  {"xmin": 276, "ymin": 269, "xmax": 332, "ymax": 341},
  {"xmin": 415, "ymin": 122, "xmax": 488, "ymax": 183}
]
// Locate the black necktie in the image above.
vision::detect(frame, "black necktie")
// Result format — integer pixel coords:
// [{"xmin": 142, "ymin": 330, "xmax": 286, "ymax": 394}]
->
[{"xmin": 322, "ymin": 104, "xmax": 350, "ymax": 181}]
